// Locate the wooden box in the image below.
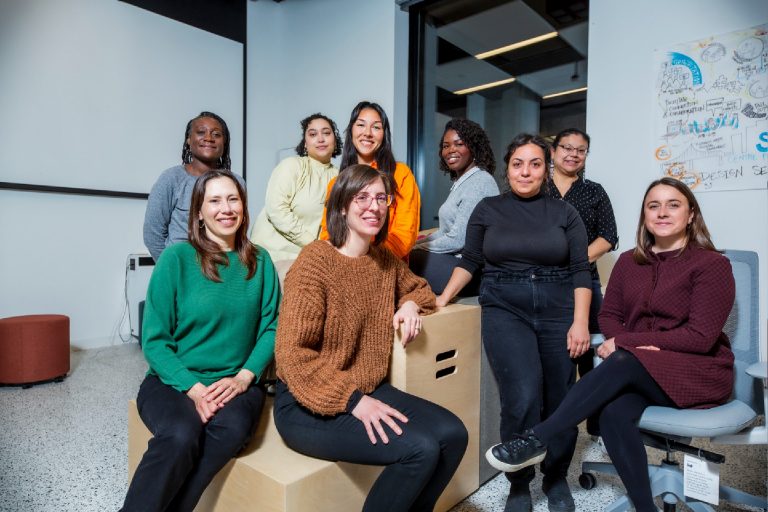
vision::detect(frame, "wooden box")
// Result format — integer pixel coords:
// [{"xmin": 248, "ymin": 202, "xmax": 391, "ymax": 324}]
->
[{"xmin": 128, "ymin": 302, "xmax": 481, "ymax": 511}]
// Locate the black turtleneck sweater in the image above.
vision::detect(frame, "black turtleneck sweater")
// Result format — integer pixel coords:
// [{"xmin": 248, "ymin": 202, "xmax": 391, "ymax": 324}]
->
[{"xmin": 457, "ymin": 191, "xmax": 591, "ymax": 289}]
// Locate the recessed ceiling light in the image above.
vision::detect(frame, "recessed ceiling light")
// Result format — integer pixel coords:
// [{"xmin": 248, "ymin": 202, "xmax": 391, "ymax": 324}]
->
[
  {"xmin": 453, "ymin": 77, "xmax": 517, "ymax": 95},
  {"xmin": 475, "ymin": 32, "xmax": 559, "ymax": 60},
  {"xmin": 542, "ymin": 86, "xmax": 588, "ymax": 99}
]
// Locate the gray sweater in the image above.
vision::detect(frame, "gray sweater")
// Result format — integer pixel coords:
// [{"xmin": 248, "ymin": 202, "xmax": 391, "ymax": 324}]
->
[
  {"xmin": 414, "ymin": 167, "xmax": 499, "ymax": 254},
  {"xmin": 143, "ymin": 165, "xmax": 246, "ymax": 261}
]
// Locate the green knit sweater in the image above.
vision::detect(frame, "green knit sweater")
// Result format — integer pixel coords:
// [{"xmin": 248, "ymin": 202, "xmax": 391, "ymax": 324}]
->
[{"xmin": 142, "ymin": 242, "xmax": 280, "ymax": 392}]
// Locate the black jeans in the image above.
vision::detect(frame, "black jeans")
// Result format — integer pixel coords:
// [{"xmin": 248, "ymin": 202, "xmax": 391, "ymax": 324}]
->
[
  {"xmin": 479, "ymin": 269, "xmax": 577, "ymax": 485},
  {"xmin": 533, "ymin": 349, "xmax": 675, "ymax": 512},
  {"xmin": 122, "ymin": 375, "xmax": 265, "ymax": 512},
  {"xmin": 273, "ymin": 381, "xmax": 468, "ymax": 512},
  {"xmin": 409, "ymin": 249, "xmax": 480, "ymax": 296}
]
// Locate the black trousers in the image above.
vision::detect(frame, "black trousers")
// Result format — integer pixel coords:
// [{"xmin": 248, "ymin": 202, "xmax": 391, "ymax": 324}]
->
[
  {"xmin": 122, "ymin": 375, "xmax": 265, "ymax": 512},
  {"xmin": 533, "ymin": 349, "xmax": 675, "ymax": 512},
  {"xmin": 480, "ymin": 269, "xmax": 578, "ymax": 485},
  {"xmin": 273, "ymin": 381, "xmax": 468, "ymax": 512},
  {"xmin": 408, "ymin": 249, "xmax": 480, "ymax": 296}
]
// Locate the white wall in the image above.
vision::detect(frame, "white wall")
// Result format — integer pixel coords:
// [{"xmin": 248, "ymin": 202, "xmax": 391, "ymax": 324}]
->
[
  {"xmin": 0, "ymin": 1, "xmax": 243, "ymax": 348},
  {"xmin": 0, "ymin": 0, "xmax": 243, "ymax": 193},
  {"xmin": 588, "ymin": 0, "xmax": 768, "ymax": 352},
  {"xmin": 245, "ymin": 0, "xmax": 409, "ymax": 217}
]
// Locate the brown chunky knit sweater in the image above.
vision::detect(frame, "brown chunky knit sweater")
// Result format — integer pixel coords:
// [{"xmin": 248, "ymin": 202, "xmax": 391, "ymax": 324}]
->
[{"xmin": 275, "ymin": 240, "xmax": 436, "ymax": 415}]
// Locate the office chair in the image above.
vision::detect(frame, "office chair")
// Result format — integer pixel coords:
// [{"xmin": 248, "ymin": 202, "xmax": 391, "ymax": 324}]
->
[{"xmin": 581, "ymin": 250, "xmax": 767, "ymax": 512}]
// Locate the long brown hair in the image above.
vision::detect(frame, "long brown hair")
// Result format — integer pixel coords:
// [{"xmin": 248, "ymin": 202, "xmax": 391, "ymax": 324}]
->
[
  {"xmin": 633, "ymin": 177, "xmax": 718, "ymax": 264},
  {"xmin": 188, "ymin": 170, "xmax": 257, "ymax": 281},
  {"xmin": 326, "ymin": 164, "xmax": 392, "ymax": 249}
]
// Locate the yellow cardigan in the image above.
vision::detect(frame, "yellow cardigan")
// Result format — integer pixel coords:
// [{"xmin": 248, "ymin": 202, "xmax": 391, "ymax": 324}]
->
[
  {"xmin": 319, "ymin": 161, "xmax": 421, "ymax": 260},
  {"xmin": 251, "ymin": 156, "xmax": 338, "ymax": 262}
]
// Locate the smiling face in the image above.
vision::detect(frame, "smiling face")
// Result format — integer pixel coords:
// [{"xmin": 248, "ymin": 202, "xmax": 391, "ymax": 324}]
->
[
  {"xmin": 552, "ymin": 133, "xmax": 589, "ymax": 177},
  {"xmin": 441, "ymin": 129, "xmax": 474, "ymax": 176},
  {"xmin": 187, "ymin": 117, "xmax": 225, "ymax": 165},
  {"xmin": 304, "ymin": 118, "xmax": 336, "ymax": 164},
  {"xmin": 643, "ymin": 184, "xmax": 693, "ymax": 251},
  {"xmin": 506, "ymin": 143, "xmax": 547, "ymax": 198},
  {"xmin": 351, "ymin": 108, "xmax": 384, "ymax": 164},
  {"xmin": 343, "ymin": 177, "xmax": 388, "ymax": 243},
  {"xmin": 198, "ymin": 176, "xmax": 243, "ymax": 251}
]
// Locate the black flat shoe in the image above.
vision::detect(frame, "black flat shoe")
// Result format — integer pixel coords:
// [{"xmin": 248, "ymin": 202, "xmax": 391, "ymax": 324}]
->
[
  {"xmin": 542, "ymin": 477, "xmax": 576, "ymax": 512},
  {"xmin": 504, "ymin": 482, "xmax": 532, "ymax": 512}
]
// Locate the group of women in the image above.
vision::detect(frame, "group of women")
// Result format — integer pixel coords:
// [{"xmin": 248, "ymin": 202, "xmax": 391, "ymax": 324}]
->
[{"xmin": 127, "ymin": 102, "xmax": 737, "ymax": 512}]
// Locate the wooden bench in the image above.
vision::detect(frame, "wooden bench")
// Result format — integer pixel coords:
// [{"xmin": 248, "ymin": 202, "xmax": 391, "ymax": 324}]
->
[{"xmin": 128, "ymin": 302, "xmax": 481, "ymax": 511}]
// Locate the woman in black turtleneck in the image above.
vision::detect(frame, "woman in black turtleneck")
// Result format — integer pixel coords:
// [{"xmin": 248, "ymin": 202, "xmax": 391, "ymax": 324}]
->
[{"xmin": 436, "ymin": 133, "xmax": 591, "ymax": 512}]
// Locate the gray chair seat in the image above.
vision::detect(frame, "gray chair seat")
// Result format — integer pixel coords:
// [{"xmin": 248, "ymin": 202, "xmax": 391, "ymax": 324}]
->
[{"xmin": 639, "ymin": 400, "xmax": 757, "ymax": 438}]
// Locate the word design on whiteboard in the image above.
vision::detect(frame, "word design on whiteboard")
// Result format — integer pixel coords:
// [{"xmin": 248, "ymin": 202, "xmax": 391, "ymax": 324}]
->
[{"xmin": 653, "ymin": 24, "xmax": 768, "ymax": 192}]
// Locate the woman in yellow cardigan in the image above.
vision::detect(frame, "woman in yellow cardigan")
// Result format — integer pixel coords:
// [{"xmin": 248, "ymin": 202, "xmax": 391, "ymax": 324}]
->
[
  {"xmin": 319, "ymin": 101, "xmax": 420, "ymax": 259},
  {"xmin": 250, "ymin": 113, "xmax": 341, "ymax": 262}
]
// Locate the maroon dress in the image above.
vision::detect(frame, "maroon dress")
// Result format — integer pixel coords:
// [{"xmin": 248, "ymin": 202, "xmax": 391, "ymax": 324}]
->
[{"xmin": 598, "ymin": 246, "xmax": 735, "ymax": 409}]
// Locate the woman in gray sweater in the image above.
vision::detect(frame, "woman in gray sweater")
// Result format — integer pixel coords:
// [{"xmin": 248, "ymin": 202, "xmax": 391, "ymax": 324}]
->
[
  {"xmin": 409, "ymin": 118, "xmax": 498, "ymax": 295},
  {"xmin": 143, "ymin": 111, "xmax": 244, "ymax": 262}
]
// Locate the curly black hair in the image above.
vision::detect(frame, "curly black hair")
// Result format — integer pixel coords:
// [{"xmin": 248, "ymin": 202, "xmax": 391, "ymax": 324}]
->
[
  {"xmin": 294, "ymin": 113, "xmax": 343, "ymax": 158},
  {"xmin": 438, "ymin": 118, "xmax": 495, "ymax": 181}
]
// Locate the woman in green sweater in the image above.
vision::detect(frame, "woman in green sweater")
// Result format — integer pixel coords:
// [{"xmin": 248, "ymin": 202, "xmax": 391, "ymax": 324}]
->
[
  {"xmin": 274, "ymin": 164, "xmax": 468, "ymax": 512},
  {"xmin": 122, "ymin": 170, "xmax": 280, "ymax": 512}
]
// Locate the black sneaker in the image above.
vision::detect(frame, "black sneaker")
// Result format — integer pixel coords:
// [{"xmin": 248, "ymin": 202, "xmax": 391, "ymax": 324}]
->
[
  {"xmin": 485, "ymin": 430, "xmax": 546, "ymax": 473},
  {"xmin": 542, "ymin": 477, "xmax": 575, "ymax": 512}
]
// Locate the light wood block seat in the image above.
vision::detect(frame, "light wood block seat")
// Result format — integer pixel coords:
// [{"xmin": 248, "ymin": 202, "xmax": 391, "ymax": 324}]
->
[{"xmin": 128, "ymin": 302, "xmax": 481, "ymax": 512}]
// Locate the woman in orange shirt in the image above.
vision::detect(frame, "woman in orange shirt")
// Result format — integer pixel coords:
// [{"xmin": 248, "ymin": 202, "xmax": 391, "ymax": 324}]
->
[{"xmin": 319, "ymin": 101, "xmax": 420, "ymax": 259}]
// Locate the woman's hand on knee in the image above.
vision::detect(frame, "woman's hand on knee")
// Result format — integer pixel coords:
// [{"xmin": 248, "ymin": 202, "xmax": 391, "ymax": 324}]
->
[
  {"xmin": 204, "ymin": 369, "xmax": 255, "ymax": 407},
  {"xmin": 187, "ymin": 383, "xmax": 220, "ymax": 423},
  {"xmin": 352, "ymin": 395, "xmax": 409, "ymax": 445},
  {"xmin": 597, "ymin": 337, "xmax": 617, "ymax": 359},
  {"xmin": 567, "ymin": 320, "xmax": 590, "ymax": 358}
]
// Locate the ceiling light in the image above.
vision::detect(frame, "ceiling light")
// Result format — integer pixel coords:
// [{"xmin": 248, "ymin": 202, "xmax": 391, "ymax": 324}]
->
[
  {"xmin": 542, "ymin": 86, "xmax": 588, "ymax": 99},
  {"xmin": 453, "ymin": 77, "xmax": 517, "ymax": 95},
  {"xmin": 475, "ymin": 32, "xmax": 559, "ymax": 60}
]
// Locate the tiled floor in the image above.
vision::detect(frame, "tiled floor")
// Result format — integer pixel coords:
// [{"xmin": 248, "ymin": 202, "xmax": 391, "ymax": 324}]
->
[{"xmin": 0, "ymin": 343, "xmax": 765, "ymax": 512}]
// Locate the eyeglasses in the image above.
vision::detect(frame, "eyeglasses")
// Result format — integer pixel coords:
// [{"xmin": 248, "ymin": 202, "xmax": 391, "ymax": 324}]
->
[
  {"xmin": 352, "ymin": 193, "xmax": 393, "ymax": 208},
  {"xmin": 557, "ymin": 144, "xmax": 589, "ymax": 156}
]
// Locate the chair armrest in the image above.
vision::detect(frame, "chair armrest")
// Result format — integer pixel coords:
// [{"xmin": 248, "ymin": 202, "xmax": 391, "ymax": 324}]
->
[
  {"xmin": 746, "ymin": 362, "xmax": 767, "ymax": 380},
  {"xmin": 590, "ymin": 334, "xmax": 605, "ymax": 348}
]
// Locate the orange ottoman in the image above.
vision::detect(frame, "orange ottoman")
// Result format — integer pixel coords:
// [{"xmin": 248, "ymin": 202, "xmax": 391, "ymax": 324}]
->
[{"xmin": 0, "ymin": 315, "xmax": 70, "ymax": 387}]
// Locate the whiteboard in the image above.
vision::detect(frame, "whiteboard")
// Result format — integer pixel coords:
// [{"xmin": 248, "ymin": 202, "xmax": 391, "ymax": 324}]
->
[
  {"xmin": 652, "ymin": 24, "xmax": 768, "ymax": 192},
  {"xmin": 0, "ymin": 0, "xmax": 244, "ymax": 195}
]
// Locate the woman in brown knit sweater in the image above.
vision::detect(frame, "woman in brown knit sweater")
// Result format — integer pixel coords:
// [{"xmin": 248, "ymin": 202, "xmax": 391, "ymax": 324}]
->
[
  {"xmin": 273, "ymin": 164, "xmax": 468, "ymax": 512},
  {"xmin": 485, "ymin": 177, "xmax": 735, "ymax": 512}
]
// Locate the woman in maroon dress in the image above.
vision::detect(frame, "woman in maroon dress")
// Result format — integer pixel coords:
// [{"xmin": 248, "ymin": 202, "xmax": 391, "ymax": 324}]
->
[{"xmin": 484, "ymin": 177, "xmax": 735, "ymax": 512}]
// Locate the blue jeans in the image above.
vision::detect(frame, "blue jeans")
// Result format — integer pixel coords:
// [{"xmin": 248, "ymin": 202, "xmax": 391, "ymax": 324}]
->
[
  {"xmin": 479, "ymin": 269, "xmax": 577, "ymax": 484},
  {"xmin": 273, "ymin": 381, "xmax": 468, "ymax": 512},
  {"xmin": 122, "ymin": 375, "xmax": 265, "ymax": 512}
]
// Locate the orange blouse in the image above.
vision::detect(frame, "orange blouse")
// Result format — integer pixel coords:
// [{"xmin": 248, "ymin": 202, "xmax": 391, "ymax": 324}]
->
[{"xmin": 319, "ymin": 161, "xmax": 421, "ymax": 260}]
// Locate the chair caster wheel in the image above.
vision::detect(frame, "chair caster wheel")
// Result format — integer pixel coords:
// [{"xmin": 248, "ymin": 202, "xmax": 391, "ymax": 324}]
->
[{"xmin": 579, "ymin": 472, "xmax": 596, "ymax": 490}]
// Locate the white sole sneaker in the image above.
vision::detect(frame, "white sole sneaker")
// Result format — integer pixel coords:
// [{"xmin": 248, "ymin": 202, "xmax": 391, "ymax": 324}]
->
[{"xmin": 484, "ymin": 446, "xmax": 547, "ymax": 473}]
